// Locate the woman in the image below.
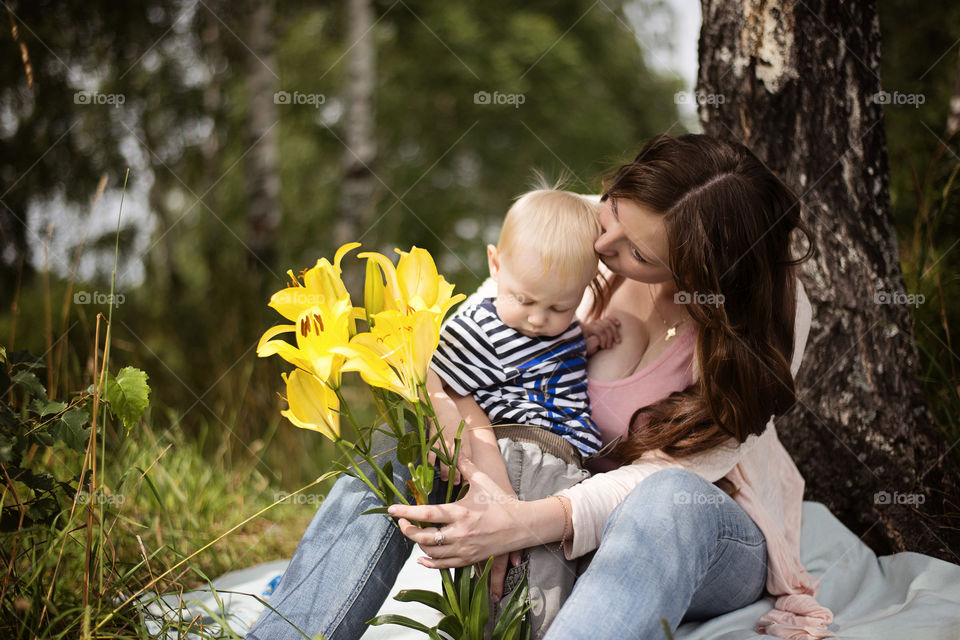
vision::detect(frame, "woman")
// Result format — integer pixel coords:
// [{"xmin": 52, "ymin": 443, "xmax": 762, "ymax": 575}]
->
[{"xmin": 247, "ymin": 134, "xmax": 835, "ymax": 640}]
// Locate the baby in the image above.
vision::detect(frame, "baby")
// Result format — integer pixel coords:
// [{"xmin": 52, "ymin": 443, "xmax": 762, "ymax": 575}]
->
[{"xmin": 425, "ymin": 187, "xmax": 619, "ymax": 638}]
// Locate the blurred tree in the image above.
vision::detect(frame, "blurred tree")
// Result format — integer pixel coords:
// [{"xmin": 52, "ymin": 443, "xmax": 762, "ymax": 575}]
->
[
  {"xmin": 1, "ymin": 0, "xmax": 684, "ymax": 485},
  {"xmin": 698, "ymin": 0, "xmax": 959, "ymax": 560}
]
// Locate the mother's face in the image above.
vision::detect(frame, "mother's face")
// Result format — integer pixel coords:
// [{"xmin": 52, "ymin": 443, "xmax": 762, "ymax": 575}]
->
[{"xmin": 594, "ymin": 196, "xmax": 674, "ymax": 284}]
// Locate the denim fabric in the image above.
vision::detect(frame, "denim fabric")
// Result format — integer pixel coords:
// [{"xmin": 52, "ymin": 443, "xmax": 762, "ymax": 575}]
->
[
  {"xmin": 246, "ymin": 428, "xmax": 450, "ymax": 640},
  {"xmin": 247, "ymin": 458, "xmax": 766, "ymax": 640},
  {"xmin": 543, "ymin": 468, "xmax": 767, "ymax": 639}
]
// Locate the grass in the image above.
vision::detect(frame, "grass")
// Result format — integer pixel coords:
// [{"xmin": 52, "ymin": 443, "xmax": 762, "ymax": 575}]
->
[
  {"xmin": 0, "ymin": 175, "xmax": 336, "ymax": 639},
  {"xmin": 2, "ymin": 390, "xmax": 330, "ymax": 638}
]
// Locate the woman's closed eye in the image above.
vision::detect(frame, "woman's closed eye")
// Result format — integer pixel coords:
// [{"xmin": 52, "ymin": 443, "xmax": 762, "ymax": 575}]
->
[{"xmin": 631, "ymin": 247, "xmax": 648, "ymax": 263}]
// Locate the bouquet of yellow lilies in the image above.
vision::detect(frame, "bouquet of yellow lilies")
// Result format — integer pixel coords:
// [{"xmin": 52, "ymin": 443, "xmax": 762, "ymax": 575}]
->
[{"xmin": 258, "ymin": 243, "xmax": 532, "ymax": 640}]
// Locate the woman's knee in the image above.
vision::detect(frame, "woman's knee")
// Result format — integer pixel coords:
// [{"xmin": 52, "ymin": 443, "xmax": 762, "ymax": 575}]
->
[{"xmin": 606, "ymin": 468, "xmax": 722, "ymax": 537}]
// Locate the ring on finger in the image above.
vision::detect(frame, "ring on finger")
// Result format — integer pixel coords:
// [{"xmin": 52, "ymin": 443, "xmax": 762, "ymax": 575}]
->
[{"xmin": 434, "ymin": 529, "xmax": 445, "ymax": 546}]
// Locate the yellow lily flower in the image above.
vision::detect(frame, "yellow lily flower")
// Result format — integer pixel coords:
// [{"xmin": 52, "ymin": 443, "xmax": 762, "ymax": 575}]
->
[
  {"xmin": 269, "ymin": 242, "xmax": 361, "ymax": 322},
  {"xmin": 280, "ymin": 369, "xmax": 340, "ymax": 441},
  {"xmin": 359, "ymin": 247, "xmax": 465, "ymax": 326},
  {"xmin": 257, "ymin": 300, "xmax": 356, "ymax": 386},
  {"xmin": 332, "ymin": 309, "xmax": 439, "ymax": 403}
]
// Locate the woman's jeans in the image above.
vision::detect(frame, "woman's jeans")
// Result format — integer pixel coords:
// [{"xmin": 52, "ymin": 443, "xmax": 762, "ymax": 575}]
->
[
  {"xmin": 543, "ymin": 468, "xmax": 767, "ymax": 639},
  {"xmin": 247, "ymin": 444, "xmax": 766, "ymax": 640}
]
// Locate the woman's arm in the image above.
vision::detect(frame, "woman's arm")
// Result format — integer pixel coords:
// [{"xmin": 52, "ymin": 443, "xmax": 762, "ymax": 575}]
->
[{"xmin": 389, "ymin": 458, "xmax": 569, "ymax": 568}]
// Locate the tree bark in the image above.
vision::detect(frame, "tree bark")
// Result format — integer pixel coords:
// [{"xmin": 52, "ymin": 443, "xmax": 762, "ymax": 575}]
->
[
  {"xmin": 698, "ymin": 0, "xmax": 959, "ymax": 561},
  {"xmin": 244, "ymin": 0, "xmax": 280, "ymax": 270},
  {"xmin": 335, "ymin": 0, "xmax": 377, "ymax": 257}
]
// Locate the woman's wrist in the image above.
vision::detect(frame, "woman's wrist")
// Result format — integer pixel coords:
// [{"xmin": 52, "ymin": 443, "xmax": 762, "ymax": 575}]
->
[{"xmin": 510, "ymin": 494, "xmax": 571, "ymax": 550}]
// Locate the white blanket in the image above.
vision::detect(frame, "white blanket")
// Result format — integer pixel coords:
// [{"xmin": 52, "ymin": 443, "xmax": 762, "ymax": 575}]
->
[{"xmin": 140, "ymin": 502, "xmax": 960, "ymax": 639}]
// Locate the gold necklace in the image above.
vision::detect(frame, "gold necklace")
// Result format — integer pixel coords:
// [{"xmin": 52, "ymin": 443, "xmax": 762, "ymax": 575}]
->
[{"xmin": 647, "ymin": 284, "xmax": 686, "ymax": 342}]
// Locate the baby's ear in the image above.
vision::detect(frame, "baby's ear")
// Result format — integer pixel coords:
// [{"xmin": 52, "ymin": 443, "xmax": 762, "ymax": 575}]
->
[{"xmin": 486, "ymin": 244, "xmax": 500, "ymax": 279}]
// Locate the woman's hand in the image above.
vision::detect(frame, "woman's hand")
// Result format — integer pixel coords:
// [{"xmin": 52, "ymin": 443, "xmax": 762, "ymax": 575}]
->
[{"xmin": 389, "ymin": 456, "xmax": 523, "ymax": 569}]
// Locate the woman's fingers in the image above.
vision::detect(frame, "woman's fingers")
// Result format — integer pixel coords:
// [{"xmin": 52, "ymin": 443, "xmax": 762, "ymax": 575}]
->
[
  {"xmin": 389, "ymin": 502, "xmax": 456, "ymax": 525},
  {"xmin": 489, "ymin": 553, "xmax": 509, "ymax": 602}
]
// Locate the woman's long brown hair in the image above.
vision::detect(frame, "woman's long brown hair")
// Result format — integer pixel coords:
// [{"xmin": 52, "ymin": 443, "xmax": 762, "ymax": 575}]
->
[{"xmin": 603, "ymin": 134, "xmax": 814, "ymax": 463}]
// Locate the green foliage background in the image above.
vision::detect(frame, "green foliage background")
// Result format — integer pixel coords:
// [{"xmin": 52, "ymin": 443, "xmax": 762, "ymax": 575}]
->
[{"xmin": 0, "ymin": 0, "xmax": 683, "ymax": 491}]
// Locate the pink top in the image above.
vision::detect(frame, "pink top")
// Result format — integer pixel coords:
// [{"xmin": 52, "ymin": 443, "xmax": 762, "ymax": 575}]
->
[{"xmin": 559, "ymin": 282, "xmax": 835, "ymax": 640}]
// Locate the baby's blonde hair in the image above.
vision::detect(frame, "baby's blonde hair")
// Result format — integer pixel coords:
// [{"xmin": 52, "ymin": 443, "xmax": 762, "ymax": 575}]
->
[{"xmin": 498, "ymin": 188, "xmax": 601, "ymax": 285}]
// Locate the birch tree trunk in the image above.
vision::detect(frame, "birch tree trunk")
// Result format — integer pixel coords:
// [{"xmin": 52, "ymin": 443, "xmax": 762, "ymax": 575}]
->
[
  {"xmin": 697, "ymin": 0, "xmax": 959, "ymax": 560},
  {"xmin": 244, "ymin": 0, "xmax": 280, "ymax": 269},
  {"xmin": 335, "ymin": 0, "xmax": 377, "ymax": 257}
]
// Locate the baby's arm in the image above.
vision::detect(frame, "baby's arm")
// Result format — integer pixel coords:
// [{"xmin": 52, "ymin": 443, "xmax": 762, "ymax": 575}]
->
[
  {"xmin": 426, "ymin": 369, "xmax": 472, "ymax": 483},
  {"xmin": 450, "ymin": 392, "xmax": 523, "ymax": 600},
  {"xmin": 581, "ymin": 316, "xmax": 621, "ymax": 355}
]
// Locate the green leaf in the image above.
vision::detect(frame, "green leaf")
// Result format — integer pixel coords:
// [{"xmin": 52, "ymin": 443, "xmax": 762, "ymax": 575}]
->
[
  {"xmin": 359, "ymin": 506, "xmax": 391, "ymax": 516},
  {"xmin": 492, "ymin": 565, "xmax": 532, "ymax": 640},
  {"xmin": 105, "ymin": 367, "xmax": 150, "ymax": 432},
  {"xmin": 31, "ymin": 399, "xmax": 67, "ymax": 417},
  {"xmin": 440, "ymin": 568, "xmax": 462, "ymax": 620},
  {"xmin": 437, "ymin": 614, "xmax": 463, "ymax": 639},
  {"xmin": 457, "ymin": 565, "xmax": 472, "ymax": 626},
  {"xmin": 366, "ymin": 614, "xmax": 433, "ymax": 633},
  {"xmin": 53, "ymin": 408, "xmax": 91, "ymax": 451},
  {"xmin": 12, "ymin": 371, "xmax": 46, "ymax": 401},
  {"xmin": 397, "ymin": 431, "xmax": 419, "ymax": 466},
  {"xmin": 394, "ymin": 588, "xmax": 453, "ymax": 616},
  {"xmin": 466, "ymin": 558, "xmax": 493, "ymax": 638}
]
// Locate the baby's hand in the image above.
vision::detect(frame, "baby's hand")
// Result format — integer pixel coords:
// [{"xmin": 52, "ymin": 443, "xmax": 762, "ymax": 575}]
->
[{"xmin": 582, "ymin": 316, "xmax": 621, "ymax": 354}]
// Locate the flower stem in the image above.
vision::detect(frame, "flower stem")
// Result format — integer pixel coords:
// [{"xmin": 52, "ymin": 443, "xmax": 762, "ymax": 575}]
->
[{"xmin": 334, "ymin": 439, "xmax": 386, "ymax": 504}]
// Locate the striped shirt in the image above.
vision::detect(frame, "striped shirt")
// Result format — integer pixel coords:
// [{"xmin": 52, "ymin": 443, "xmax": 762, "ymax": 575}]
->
[{"xmin": 431, "ymin": 299, "xmax": 602, "ymax": 456}]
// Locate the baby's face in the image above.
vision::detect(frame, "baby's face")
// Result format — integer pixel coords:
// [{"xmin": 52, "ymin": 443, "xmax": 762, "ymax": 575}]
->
[{"xmin": 488, "ymin": 248, "xmax": 590, "ymax": 338}]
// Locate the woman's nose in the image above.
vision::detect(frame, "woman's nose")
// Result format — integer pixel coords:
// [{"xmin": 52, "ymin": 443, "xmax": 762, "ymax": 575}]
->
[{"xmin": 594, "ymin": 230, "xmax": 617, "ymax": 256}]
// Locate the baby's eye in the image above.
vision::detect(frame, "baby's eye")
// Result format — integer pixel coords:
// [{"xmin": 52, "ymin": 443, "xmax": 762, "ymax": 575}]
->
[
  {"xmin": 631, "ymin": 248, "xmax": 648, "ymax": 263},
  {"xmin": 550, "ymin": 307, "xmax": 568, "ymax": 313}
]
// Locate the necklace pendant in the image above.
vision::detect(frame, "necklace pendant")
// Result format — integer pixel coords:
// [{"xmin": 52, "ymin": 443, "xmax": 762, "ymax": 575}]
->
[{"xmin": 665, "ymin": 326, "xmax": 677, "ymax": 341}]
